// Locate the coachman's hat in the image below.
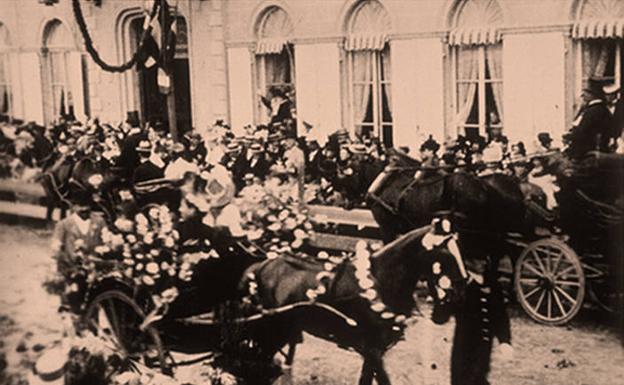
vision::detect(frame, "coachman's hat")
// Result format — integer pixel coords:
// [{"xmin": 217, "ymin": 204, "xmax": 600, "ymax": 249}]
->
[{"xmin": 420, "ymin": 135, "xmax": 441, "ymax": 153}]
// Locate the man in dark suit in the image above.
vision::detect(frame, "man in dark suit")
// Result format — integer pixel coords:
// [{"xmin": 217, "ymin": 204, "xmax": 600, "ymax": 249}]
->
[
  {"xmin": 116, "ymin": 112, "xmax": 146, "ymax": 179},
  {"xmin": 451, "ymin": 263, "xmax": 512, "ymax": 385},
  {"xmin": 604, "ymin": 83, "xmax": 623, "ymax": 150},
  {"xmin": 566, "ymin": 77, "xmax": 614, "ymax": 159},
  {"xmin": 304, "ymin": 139, "xmax": 323, "ymax": 183},
  {"xmin": 132, "ymin": 140, "xmax": 164, "ymax": 185},
  {"xmin": 244, "ymin": 142, "xmax": 270, "ymax": 181}
]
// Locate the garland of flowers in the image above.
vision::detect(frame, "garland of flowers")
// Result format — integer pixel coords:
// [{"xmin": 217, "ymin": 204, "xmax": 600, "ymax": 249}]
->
[{"xmin": 72, "ymin": 0, "xmax": 158, "ymax": 73}]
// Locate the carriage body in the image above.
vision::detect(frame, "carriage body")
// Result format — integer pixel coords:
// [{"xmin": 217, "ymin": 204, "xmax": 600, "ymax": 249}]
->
[{"xmin": 513, "ymin": 153, "xmax": 624, "ymax": 325}]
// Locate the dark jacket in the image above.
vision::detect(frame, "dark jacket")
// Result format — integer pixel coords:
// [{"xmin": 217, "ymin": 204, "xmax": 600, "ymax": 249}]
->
[
  {"xmin": 451, "ymin": 275, "xmax": 510, "ymax": 385},
  {"xmin": 117, "ymin": 131, "xmax": 146, "ymax": 177},
  {"xmin": 567, "ymin": 99, "xmax": 614, "ymax": 159},
  {"xmin": 132, "ymin": 160, "xmax": 164, "ymax": 185}
]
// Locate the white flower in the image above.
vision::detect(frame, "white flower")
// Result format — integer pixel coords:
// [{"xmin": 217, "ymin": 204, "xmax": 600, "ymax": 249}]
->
[
  {"xmin": 146, "ymin": 262, "xmax": 159, "ymax": 274},
  {"xmin": 150, "ymin": 249, "xmax": 159, "ymax": 257},
  {"xmin": 278, "ymin": 209, "xmax": 289, "ymax": 221},
  {"xmin": 126, "ymin": 234, "xmax": 137, "ymax": 244},
  {"xmin": 123, "ymin": 258, "xmax": 135, "ymax": 266},
  {"xmin": 135, "ymin": 253, "xmax": 144, "ymax": 260},
  {"xmin": 148, "ymin": 208, "xmax": 159, "ymax": 219},
  {"xmin": 438, "ymin": 275, "xmax": 451, "ymax": 289},
  {"xmin": 135, "ymin": 213, "xmax": 148, "ymax": 226},
  {"xmin": 164, "ymin": 237, "xmax": 175, "ymax": 248},
  {"xmin": 114, "ymin": 218, "xmax": 134, "ymax": 232},
  {"xmin": 317, "ymin": 251, "xmax": 329, "ymax": 260},
  {"xmin": 142, "ymin": 275, "xmax": 155, "ymax": 286},
  {"xmin": 144, "ymin": 233, "xmax": 154, "ymax": 245},
  {"xmin": 123, "ymin": 268, "xmax": 133, "ymax": 278},
  {"xmin": 292, "ymin": 239, "xmax": 303, "ymax": 249},
  {"xmin": 268, "ymin": 223, "xmax": 281, "ymax": 232},
  {"xmin": 284, "ymin": 218, "xmax": 297, "ymax": 230},
  {"xmin": 136, "ymin": 263, "xmax": 144, "ymax": 271},
  {"xmin": 266, "ymin": 251, "xmax": 278, "ymax": 259},
  {"xmin": 293, "ymin": 229, "xmax": 306, "ymax": 239},
  {"xmin": 94, "ymin": 245, "xmax": 110, "ymax": 255},
  {"xmin": 432, "ymin": 262, "xmax": 442, "ymax": 275}
]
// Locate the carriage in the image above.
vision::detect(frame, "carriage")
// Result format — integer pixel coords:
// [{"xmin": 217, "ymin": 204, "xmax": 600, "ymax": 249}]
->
[
  {"xmin": 512, "ymin": 152, "xmax": 624, "ymax": 325},
  {"xmin": 366, "ymin": 149, "xmax": 624, "ymax": 326}
]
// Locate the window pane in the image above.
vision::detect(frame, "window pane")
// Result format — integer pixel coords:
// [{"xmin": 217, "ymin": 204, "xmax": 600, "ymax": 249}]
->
[
  {"xmin": 50, "ymin": 52, "xmax": 65, "ymax": 84},
  {"xmin": 456, "ymin": 46, "xmax": 478, "ymax": 81}
]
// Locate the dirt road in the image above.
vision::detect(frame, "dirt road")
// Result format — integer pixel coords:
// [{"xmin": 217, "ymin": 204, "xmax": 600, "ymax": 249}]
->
[{"xmin": 0, "ymin": 224, "xmax": 622, "ymax": 385}]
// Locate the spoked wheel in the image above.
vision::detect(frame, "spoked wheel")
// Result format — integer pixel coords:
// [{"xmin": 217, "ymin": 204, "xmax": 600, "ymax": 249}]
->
[
  {"xmin": 84, "ymin": 290, "xmax": 170, "ymax": 374},
  {"xmin": 514, "ymin": 238, "xmax": 585, "ymax": 325}
]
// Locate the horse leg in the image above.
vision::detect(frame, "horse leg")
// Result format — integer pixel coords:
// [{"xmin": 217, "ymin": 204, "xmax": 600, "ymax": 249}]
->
[
  {"xmin": 275, "ymin": 342, "xmax": 297, "ymax": 385},
  {"xmin": 358, "ymin": 356, "xmax": 375, "ymax": 385}
]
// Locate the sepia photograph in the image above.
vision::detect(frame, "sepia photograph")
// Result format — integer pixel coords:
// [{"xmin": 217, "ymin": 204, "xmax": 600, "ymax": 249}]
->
[{"xmin": 0, "ymin": 0, "xmax": 622, "ymax": 384}]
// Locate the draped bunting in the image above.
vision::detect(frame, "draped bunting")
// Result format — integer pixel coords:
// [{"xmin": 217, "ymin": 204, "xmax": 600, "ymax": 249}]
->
[
  {"xmin": 573, "ymin": 0, "xmax": 624, "ymax": 39},
  {"xmin": 448, "ymin": 27, "xmax": 501, "ymax": 46}
]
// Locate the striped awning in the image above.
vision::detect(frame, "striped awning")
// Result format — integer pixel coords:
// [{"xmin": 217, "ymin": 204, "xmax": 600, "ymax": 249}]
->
[
  {"xmin": 344, "ymin": 34, "xmax": 388, "ymax": 51},
  {"xmin": 572, "ymin": 19, "xmax": 624, "ymax": 39},
  {"xmin": 448, "ymin": 27, "xmax": 501, "ymax": 46},
  {"xmin": 255, "ymin": 37, "xmax": 288, "ymax": 55}
]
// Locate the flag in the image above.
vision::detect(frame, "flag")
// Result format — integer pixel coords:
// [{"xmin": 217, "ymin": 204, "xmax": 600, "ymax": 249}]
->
[{"xmin": 137, "ymin": 0, "xmax": 177, "ymax": 95}]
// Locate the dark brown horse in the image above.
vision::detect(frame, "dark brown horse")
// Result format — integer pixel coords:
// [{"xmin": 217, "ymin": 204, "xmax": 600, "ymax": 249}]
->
[
  {"xmin": 237, "ymin": 225, "xmax": 468, "ymax": 385},
  {"xmin": 366, "ymin": 150, "xmax": 527, "ymax": 262}
]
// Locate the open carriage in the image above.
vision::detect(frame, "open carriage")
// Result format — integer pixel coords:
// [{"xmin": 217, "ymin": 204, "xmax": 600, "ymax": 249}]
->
[{"xmin": 513, "ymin": 153, "xmax": 624, "ymax": 325}]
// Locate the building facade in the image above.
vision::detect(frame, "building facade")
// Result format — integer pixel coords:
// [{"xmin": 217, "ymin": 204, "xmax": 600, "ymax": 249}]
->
[{"xmin": 0, "ymin": 0, "xmax": 622, "ymax": 151}]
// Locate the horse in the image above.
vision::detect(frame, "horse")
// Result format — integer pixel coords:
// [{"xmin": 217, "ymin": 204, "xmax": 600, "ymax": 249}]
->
[
  {"xmin": 366, "ymin": 149, "xmax": 527, "ymax": 263},
  {"xmin": 236, "ymin": 225, "xmax": 468, "ymax": 385}
]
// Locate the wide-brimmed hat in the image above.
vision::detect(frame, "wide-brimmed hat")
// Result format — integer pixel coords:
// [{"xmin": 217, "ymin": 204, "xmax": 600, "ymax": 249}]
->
[
  {"xmin": 349, "ymin": 143, "xmax": 367, "ymax": 155},
  {"xmin": 249, "ymin": 142, "xmax": 263, "ymax": 152},
  {"xmin": 170, "ymin": 142, "xmax": 185, "ymax": 154},
  {"xmin": 268, "ymin": 132, "xmax": 284, "ymax": 143},
  {"xmin": 603, "ymin": 83, "xmax": 621, "ymax": 95},
  {"xmin": 204, "ymin": 172, "xmax": 236, "ymax": 209},
  {"xmin": 226, "ymin": 142, "xmax": 241, "ymax": 153},
  {"xmin": 136, "ymin": 140, "xmax": 151, "ymax": 153},
  {"xmin": 27, "ymin": 346, "xmax": 67, "ymax": 385}
]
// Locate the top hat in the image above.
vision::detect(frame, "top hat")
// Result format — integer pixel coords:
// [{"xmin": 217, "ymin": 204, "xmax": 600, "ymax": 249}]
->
[
  {"xmin": 420, "ymin": 135, "xmax": 441, "ymax": 153},
  {"xmin": 584, "ymin": 76, "xmax": 607, "ymax": 97},
  {"xmin": 126, "ymin": 111, "xmax": 141, "ymax": 128},
  {"xmin": 537, "ymin": 132, "xmax": 553, "ymax": 145}
]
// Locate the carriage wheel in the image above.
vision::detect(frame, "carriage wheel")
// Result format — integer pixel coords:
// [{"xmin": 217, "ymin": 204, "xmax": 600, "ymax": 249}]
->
[
  {"xmin": 514, "ymin": 238, "xmax": 585, "ymax": 325},
  {"xmin": 84, "ymin": 290, "xmax": 170, "ymax": 374}
]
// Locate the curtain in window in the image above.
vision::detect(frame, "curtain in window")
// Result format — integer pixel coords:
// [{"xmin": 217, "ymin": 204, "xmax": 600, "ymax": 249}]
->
[
  {"xmin": 265, "ymin": 51, "xmax": 290, "ymax": 86},
  {"xmin": 352, "ymin": 51, "xmax": 373, "ymax": 127},
  {"xmin": 381, "ymin": 48, "xmax": 391, "ymax": 118},
  {"xmin": 486, "ymin": 44, "xmax": 503, "ymax": 121},
  {"xmin": 582, "ymin": 40, "xmax": 613, "ymax": 78},
  {"xmin": 454, "ymin": 46, "xmax": 478, "ymax": 128}
]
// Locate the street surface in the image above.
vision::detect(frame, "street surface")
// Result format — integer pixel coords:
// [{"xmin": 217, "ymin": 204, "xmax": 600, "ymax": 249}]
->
[{"xmin": 0, "ymin": 224, "xmax": 622, "ymax": 385}]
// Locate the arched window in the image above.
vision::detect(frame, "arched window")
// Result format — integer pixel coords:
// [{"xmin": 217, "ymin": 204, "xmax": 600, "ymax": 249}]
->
[
  {"xmin": 0, "ymin": 23, "xmax": 11, "ymax": 120},
  {"xmin": 41, "ymin": 20, "xmax": 74, "ymax": 125},
  {"xmin": 344, "ymin": 0, "xmax": 392, "ymax": 145},
  {"xmin": 572, "ymin": 0, "xmax": 623, "ymax": 104},
  {"xmin": 448, "ymin": 0, "xmax": 503, "ymax": 137},
  {"xmin": 254, "ymin": 6, "xmax": 295, "ymax": 125}
]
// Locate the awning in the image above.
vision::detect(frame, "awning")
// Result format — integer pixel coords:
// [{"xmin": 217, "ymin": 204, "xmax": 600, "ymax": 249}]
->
[
  {"xmin": 255, "ymin": 37, "xmax": 288, "ymax": 55},
  {"xmin": 572, "ymin": 19, "xmax": 624, "ymax": 39},
  {"xmin": 344, "ymin": 34, "xmax": 388, "ymax": 51},
  {"xmin": 448, "ymin": 27, "xmax": 501, "ymax": 46}
]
